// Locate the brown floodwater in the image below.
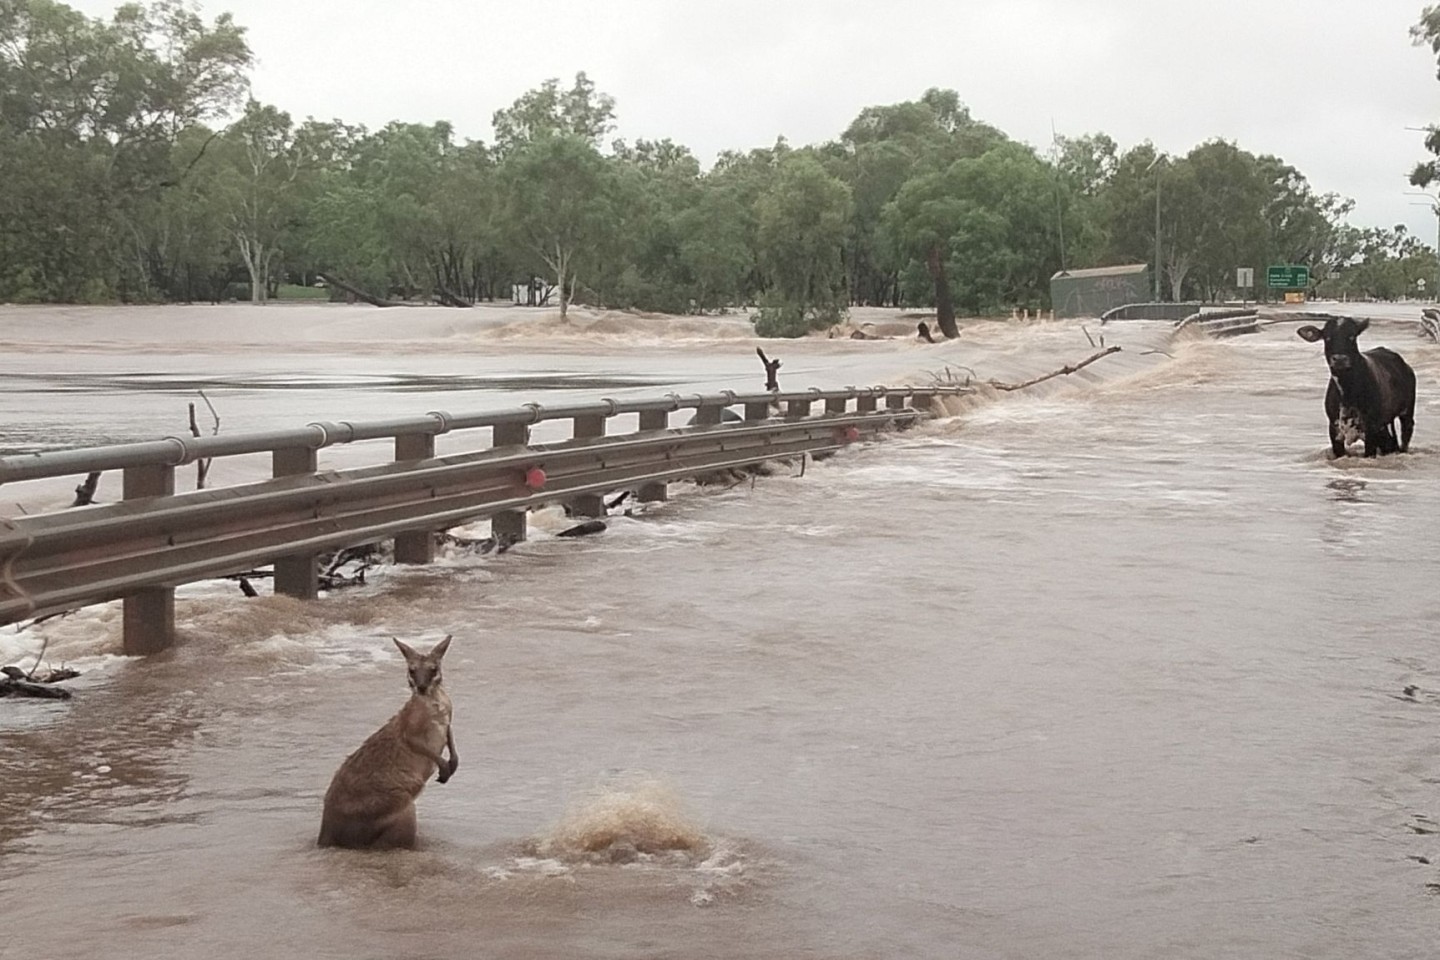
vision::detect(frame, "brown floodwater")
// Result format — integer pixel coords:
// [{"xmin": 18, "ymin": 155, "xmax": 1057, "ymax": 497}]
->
[{"xmin": 1, "ymin": 304, "xmax": 1439, "ymax": 959}]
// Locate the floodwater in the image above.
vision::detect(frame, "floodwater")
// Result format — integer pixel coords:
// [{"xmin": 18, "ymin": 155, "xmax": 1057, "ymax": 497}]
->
[{"xmin": 1, "ymin": 303, "xmax": 1439, "ymax": 960}]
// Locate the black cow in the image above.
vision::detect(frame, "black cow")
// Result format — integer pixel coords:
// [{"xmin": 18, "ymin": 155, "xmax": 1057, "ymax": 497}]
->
[{"xmin": 1296, "ymin": 317, "xmax": 1416, "ymax": 458}]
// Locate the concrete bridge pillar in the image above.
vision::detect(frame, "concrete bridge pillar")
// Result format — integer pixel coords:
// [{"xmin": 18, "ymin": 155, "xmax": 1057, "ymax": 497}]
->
[
  {"xmin": 492, "ymin": 422, "xmax": 529, "ymax": 543},
  {"xmin": 637, "ymin": 410, "xmax": 669, "ymax": 503},
  {"xmin": 273, "ymin": 446, "xmax": 319, "ymax": 599},
  {"xmin": 393, "ymin": 433, "xmax": 437, "ymax": 564},
  {"xmin": 121, "ymin": 463, "xmax": 175, "ymax": 656},
  {"xmin": 568, "ymin": 415, "xmax": 607, "ymax": 518}
]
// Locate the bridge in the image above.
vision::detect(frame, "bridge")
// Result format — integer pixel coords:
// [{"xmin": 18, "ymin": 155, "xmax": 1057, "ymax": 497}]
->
[{"xmin": 0, "ymin": 385, "xmax": 965, "ymax": 656}]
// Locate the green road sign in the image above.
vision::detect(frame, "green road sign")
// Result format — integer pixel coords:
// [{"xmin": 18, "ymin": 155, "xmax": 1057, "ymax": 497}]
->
[{"xmin": 1266, "ymin": 264, "xmax": 1309, "ymax": 289}]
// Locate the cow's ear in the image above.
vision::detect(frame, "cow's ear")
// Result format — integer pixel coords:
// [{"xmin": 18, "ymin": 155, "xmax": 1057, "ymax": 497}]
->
[
  {"xmin": 1355, "ymin": 317, "xmax": 1370, "ymax": 334},
  {"xmin": 1296, "ymin": 325, "xmax": 1323, "ymax": 342}
]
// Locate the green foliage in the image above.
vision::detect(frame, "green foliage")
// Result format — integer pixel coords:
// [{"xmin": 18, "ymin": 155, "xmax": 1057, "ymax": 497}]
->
[
  {"xmin": 1412, "ymin": 7, "xmax": 1440, "ymax": 187},
  {"xmin": 0, "ymin": 2, "xmax": 1387, "ymax": 325},
  {"xmin": 497, "ymin": 134, "xmax": 618, "ymax": 320},
  {"xmin": 1317, "ymin": 225, "xmax": 1438, "ymax": 300},
  {"xmin": 491, "ymin": 71, "xmax": 614, "ymax": 157},
  {"xmin": 752, "ymin": 155, "xmax": 852, "ymax": 336},
  {"xmin": 0, "ymin": 0, "xmax": 250, "ymax": 302}
]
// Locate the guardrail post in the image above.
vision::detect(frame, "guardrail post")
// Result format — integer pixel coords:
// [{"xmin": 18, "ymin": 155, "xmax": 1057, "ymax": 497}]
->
[
  {"xmin": 904, "ymin": 390, "xmax": 933, "ymax": 426},
  {"xmin": 693, "ymin": 404, "xmax": 724, "ymax": 426},
  {"xmin": 637, "ymin": 410, "xmax": 669, "ymax": 503},
  {"xmin": 785, "ymin": 397, "xmax": 812, "ymax": 419},
  {"xmin": 393, "ymin": 433, "xmax": 436, "ymax": 564},
  {"xmin": 492, "ymin": 422, "xmax": 529, "ymax": 543},
  {"xmin": 744, "ymin": 400, "xmax": 771, "ymax": 421},
  {"xmin": 273, "ymin": 447, "xmax": 319, "ymax": 599},
  {"xmin": 825, "ymin": 397, "xmax": 848, "ymax": 415},
  {"xmin": 569, "ymin": 414, "xmax": 608, "ymax": 518},
  {"xmin": 886, "ymin": 393, "xmax": 908, "ymax": 412},
  {"xmin": 121, "ymin": 463, "xmax": 175, "ymax": 655},
  {"xmin": 856, "ymin": 392, "xmax": 877, "ymax": 413}
]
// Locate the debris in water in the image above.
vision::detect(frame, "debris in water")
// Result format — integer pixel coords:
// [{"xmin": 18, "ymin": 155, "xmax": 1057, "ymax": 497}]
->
[{"xmin": 558, "ymin": 519, "xmax": 607, "ymax": 538}]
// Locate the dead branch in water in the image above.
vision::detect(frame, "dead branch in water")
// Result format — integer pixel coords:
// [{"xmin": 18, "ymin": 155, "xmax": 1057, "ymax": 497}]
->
[
  {"xmin": 926, "ymin": 364, "xmax": 978, "ymax": 388},
  {"xmin": 16, "ymin": 610, "xmax": 73, "ymax": 632},
  {"xmin": 71, "ymin": 471, "xmax": 101, "ymax": 506},
  {"xmin": 2, "ymin": 640, "xmax": 79, "ymax": 700},
  {"xmin": 188, "ymin": 390, "xmax": 220, "ymax": 489},
  {"xmin": 23, "ymin": 637, "xmax": 47, "ymax": 680},
  {"xmin": 987, "ymin": 346, "xmax": 1123, "ymax": 392},
  {"xmin": 0, "ymin": 675, "xmax": 73, "ymax": 699}
]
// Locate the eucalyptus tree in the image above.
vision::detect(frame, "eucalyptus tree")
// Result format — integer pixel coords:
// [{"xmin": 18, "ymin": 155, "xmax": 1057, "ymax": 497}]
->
[
  {"xmin": 882, "ymin": 141, "xmax": 1059, "ymax": 329},
  {"xmin": 212, "ymin": 100, "xmax": 306, "ymax": 303},
  {"xmin": 753, "ymin": 153, "xmax": 853, "ymax": 336},
  {"xmin": 0, "ymin": 0, "xmax": 250, "ymax": 301},
  {"xmin": 491, "ymin": 71, "xmax": 614, "ymax": 157},
  {"xmin": 497, "ymin": 133, "xmax": 618, "ymax": 321},
  {"xmin": 834, "ymin": 89, "xmax": 1009, "ymax": 318}
]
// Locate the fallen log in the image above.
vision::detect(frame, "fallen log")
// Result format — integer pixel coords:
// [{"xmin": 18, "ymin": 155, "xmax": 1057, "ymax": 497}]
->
[
  {"xmin": 1, "ymin": 651, "xmax": 78, "ymax": 699},
  {"xmin": 557, "ymin": 519, "xmax": 607, "ymax": 538},
  {"xmin": 0, "ymin": 676, "xmax": 72, "ymax": 699},
  {"xmin": 2, "ymin": 664, "xmax": 79, "ymax": 684},
  {"xmin": 987, "ymin": 346, "xmax": 1123, "ymax": 392},
  {"xmin": 318, "ymin": 273, "xmax": 399, "ymax": 308},
  {"xmin": 435, "ymin": 285, "xmax": 474, "ymax": 308}
]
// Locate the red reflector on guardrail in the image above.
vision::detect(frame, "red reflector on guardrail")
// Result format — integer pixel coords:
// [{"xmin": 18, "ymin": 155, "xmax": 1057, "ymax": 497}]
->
[{"xmin": 524, "ymin": 466, "xmax": 547, "ymax": 490}]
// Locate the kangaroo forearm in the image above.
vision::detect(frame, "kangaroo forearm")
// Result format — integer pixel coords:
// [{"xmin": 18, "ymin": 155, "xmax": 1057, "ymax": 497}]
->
[
  {"xmin": 404, "ymin": 737, "xmax": 447, "ymax": 769},
  {"xmin": 444, "ymin": 727, "xmax": 459, "ymax": 777}
]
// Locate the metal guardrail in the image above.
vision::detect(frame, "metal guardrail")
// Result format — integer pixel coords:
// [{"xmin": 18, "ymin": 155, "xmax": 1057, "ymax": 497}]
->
[
  {"xmin": 0, "ymin": 385, "xmax": 963, "ymax": 654},
  {"xmin": 1175, "ymin": 308, "xmax": 1260, "ymax": 338}
]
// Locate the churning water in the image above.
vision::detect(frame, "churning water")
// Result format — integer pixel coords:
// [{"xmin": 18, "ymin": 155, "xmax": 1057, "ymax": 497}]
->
[{"xmin": 1, "ymin": 303, "xmax": 1439, "ymax": 959}]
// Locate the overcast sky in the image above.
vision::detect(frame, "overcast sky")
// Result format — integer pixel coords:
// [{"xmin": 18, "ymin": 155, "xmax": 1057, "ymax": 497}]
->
[{"xmin": 70, "ymin": 0, "xmax": 1440, "ymax": 244}]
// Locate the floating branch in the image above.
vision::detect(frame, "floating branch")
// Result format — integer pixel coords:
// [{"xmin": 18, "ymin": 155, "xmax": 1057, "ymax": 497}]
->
[{"xmin": 987, "ymin": 346, "xmax": 1123, "ymax": 392}]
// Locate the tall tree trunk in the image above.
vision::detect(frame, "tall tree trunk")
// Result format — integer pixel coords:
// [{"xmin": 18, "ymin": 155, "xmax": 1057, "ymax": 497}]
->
[
  {"xmin": 927, "ymin": 245, "xmax": 958, "ymax": 339},
  {"xmin": 556, "ymin": 246, "xmax": 570, "ymax": 322}
]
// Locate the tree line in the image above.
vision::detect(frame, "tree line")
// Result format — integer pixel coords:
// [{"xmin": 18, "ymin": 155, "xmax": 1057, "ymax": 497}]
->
[{"xmin": 2, "ymin": 0, "xmax": 1431, "ymax": 335}]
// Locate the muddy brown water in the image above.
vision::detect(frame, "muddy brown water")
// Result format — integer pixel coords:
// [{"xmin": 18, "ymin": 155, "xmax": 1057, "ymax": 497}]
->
[{"xmin": 1, "ymin": 305, "xmax": 1439, "ymax": 959}]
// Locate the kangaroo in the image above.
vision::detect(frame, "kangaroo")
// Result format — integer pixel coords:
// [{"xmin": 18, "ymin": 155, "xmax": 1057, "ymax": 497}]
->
[{"xmin": 317, "ymin": 636, "xmax": 459, "ymax": 850}]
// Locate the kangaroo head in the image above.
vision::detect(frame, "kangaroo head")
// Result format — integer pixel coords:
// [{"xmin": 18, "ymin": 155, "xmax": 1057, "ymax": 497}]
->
[{"xmin": 394, "ymin": 635, "xmax": 451, "ymax": 695}]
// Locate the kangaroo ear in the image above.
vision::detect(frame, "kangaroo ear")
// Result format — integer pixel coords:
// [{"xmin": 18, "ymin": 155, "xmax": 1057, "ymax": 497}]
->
[
  {"xmin": 429, "ymin": 635, "xmax": 452, "ymax": 661},
  {"xmin": 393, "ymin": 637, "xmax": 420, "ymax": 663}
]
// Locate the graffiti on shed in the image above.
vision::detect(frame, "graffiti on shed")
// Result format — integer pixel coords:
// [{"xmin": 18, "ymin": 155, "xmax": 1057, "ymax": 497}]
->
[{"xmin": 1050, "ymin": 264, "xmax": 1151, "ymax": 319}]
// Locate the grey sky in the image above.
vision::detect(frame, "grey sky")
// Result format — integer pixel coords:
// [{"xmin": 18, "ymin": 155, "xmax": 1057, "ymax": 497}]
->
[{"xmin": 72, "ymin": 0, "xmax": 1440, "ymax": 246}]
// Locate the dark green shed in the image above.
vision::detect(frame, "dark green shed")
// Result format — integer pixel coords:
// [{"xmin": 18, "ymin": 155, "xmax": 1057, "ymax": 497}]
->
[{"xmin": 1050, "ymin": 264, "xmax": 1151, "ymax": 319}]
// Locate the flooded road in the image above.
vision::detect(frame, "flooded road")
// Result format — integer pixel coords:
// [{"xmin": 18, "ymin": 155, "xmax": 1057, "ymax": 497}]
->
[{"xmin": 1, "ymin": 304, "xmax": 1439, "ymax": 959}]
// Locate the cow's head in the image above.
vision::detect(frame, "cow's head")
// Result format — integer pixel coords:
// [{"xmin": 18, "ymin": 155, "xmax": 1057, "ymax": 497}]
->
[{"xmin": 1296, "ymin": 317, "xmax": 1370, "ymax": 373}]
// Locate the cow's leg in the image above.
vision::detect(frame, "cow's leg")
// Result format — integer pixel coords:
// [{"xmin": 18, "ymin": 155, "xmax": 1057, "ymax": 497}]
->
[
  {"xmin": 1400, "ymin": 408, "xmax": 1415, "ymax": 453},
  {"xmin": 1329, "ymin": 420, "xmax": 1346, "ymax": 458},
  {"xmin": 1363, "ymin": 428, "xmax": 1381, "ymax": 458}
]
